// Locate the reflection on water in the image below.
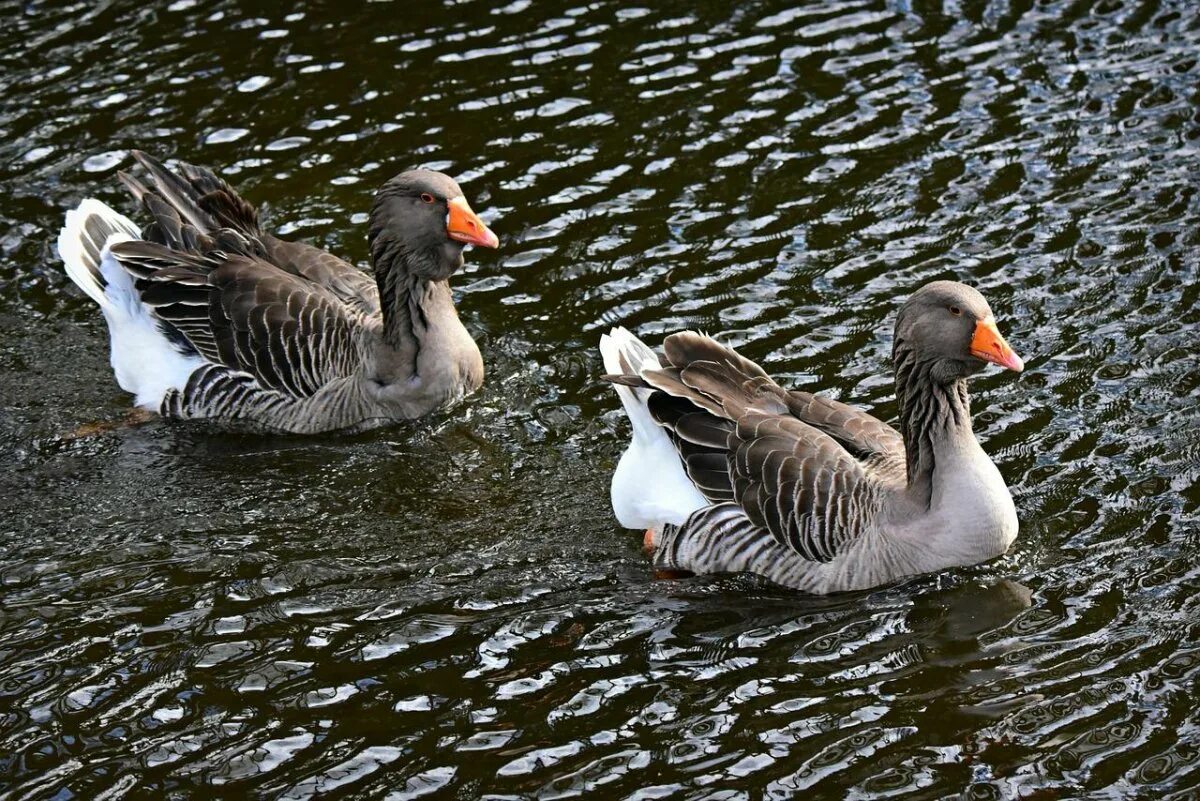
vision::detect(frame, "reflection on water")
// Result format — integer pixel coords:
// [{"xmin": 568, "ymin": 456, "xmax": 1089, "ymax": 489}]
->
[{"xmin": 1, "ymin": 0, "xmax": 1198, "ymax": 797}]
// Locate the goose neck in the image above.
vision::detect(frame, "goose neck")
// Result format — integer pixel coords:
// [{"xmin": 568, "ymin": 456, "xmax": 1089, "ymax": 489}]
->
[{"xmin": 893, "ymin": 343, "xmax": 975, "ymax": 502}]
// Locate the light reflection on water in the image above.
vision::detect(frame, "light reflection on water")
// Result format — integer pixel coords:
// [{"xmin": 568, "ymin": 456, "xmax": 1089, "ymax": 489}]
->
[{"xmin": 1, "ymin": 0, "xmax": 1198, "ymax": 797}]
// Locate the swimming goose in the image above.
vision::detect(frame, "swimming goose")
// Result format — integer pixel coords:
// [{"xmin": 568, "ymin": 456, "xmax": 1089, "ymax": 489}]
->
[
  {"xmin": 600, "ymin": 281, "xmax": 1025, "ymax": 594},
  {"xmin": 57, "ymin": 151, "xmax": 498, "ymax": 433}
]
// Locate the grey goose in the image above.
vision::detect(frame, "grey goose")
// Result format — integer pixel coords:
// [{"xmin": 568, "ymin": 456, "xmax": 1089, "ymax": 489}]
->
[
  {"xmin": 57, "ymin": 151, "xmax": 498, "ymax": 433},
  {"xmin": 600, "ymin": 281, "xmax": 1025, "ymax": 594}
]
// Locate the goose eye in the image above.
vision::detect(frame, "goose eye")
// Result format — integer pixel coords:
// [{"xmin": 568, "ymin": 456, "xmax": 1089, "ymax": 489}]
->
[
  {"xmin": 949, "ymin": 305, "xmax": 962, "ymax": 316},
  {"xmin": 420, "ymin": 193, "xmax": 435, "ymax": 204}
]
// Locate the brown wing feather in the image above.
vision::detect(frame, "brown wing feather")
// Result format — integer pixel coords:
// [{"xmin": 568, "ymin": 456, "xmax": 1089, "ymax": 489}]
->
[
  {"xmin": 785, "ymin": 391, "xmax": 904, "ymax": 461},
  {"xmin": 260, "ymin": 236, "xmax": 380, "ymax": 316},
  {"xmin": 124, "ymin": 152, "xmax": 379, "ymax": 316},
  {"xmin": 127, "ymin": 150, "xmax": 262, "ymax": 242},
  {"xmin": 111, "ymin": 242, "xmax": 366, "ymax": 399},
  {"xmin": 662, "ymin": 331, "xmax": 771, "ymax": 380},
  {"xmin": 208, "ymin": 257, "xmax": 365, "ymax": 397},
  {"xmin": 607, "ymin": 330, "xmax": 893, "ymax": 563},
  {"xmin": 726, "ymin": 411, "xmax": 871, "ymax": 562}
]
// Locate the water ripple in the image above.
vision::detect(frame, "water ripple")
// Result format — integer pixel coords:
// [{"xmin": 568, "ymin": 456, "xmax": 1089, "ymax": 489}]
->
[{"xmin": 0, "ymin": 0, "xmax": 1198, "ymax": 797}]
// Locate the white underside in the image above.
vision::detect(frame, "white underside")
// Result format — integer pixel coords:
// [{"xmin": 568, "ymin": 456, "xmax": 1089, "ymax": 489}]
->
[
  {"xmin": 58, "ymin": 199, "xmax": 203, "ymax": 409},
  {"xmin": 600, "ymin": 327, "xmax": 707, "ymax": 531}
]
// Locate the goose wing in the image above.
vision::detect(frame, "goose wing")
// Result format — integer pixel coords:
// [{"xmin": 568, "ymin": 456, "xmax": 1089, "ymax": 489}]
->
[
  {"xmin": 723, "ymin": 407, "xmax": 876, "ymax": 562},
  {"xmin": 259, "ymin": 238, "xmax": 380, "ymax": 316},
  {"xmin": 123, "ymin": 150, "xmax": 380, "ymax": 316},
  {"xmin": 783, "ymin": 390, "xmax": 903, "ymax": 462},
  {"xmin": 616, "ymin": 331, "xmax": 895, "ymax": 563},
  {"xmin": 110, "ymin": 240, "xmax": 368, "ymax": 399}
]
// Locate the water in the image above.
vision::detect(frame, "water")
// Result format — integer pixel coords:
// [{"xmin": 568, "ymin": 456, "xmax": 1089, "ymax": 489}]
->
[{"xmin": 1, "ymin": 0, "xmax": 1198, "ymax": 797}]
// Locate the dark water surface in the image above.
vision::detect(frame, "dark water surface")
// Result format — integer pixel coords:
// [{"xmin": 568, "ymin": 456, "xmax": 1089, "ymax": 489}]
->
[{"xmin": 2, "ymin": 0, "xmax": 1198, "ymax": 797}]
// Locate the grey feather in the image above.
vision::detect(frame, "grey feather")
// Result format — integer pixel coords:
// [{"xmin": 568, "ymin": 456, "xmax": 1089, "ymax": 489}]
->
[
  {"xmin": 85, "ymin": 153, "xmax": 493, "ymax": 432},
  {"xmin": 608, "ymin": 287, "xmax": 1022, "ymax": 593}
]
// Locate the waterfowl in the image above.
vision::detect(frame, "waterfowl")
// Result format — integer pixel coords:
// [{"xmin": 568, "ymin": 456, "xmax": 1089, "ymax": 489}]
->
[
  {"xmin": 600, "ymin": 281, "xmax": 1025, "ymax": 594},
  {"xmin": 57, "ymin": 152, "xmax": 498, "ymax": 433}
]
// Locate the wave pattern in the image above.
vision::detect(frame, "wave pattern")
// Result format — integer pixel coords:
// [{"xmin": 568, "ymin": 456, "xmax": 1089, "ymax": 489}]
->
[{"xmin": 0, "ymin": 0, "xmax": 1198, "ymax": 797}]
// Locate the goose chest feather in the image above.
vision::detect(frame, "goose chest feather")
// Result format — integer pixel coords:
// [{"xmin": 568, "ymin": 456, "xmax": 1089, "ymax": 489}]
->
[{"xmin": 363, "ymin": 279, "xmax": 484, "ymax": 419}]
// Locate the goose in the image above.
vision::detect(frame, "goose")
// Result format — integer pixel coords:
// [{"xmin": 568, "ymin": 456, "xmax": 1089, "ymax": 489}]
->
[
  {"xmin": 599, "ymin": 281, "xmax": 1025, "ymax": 594},
  {"xmin": 56, "ymin": 151, "xmax": 498, "ymax": 434}
]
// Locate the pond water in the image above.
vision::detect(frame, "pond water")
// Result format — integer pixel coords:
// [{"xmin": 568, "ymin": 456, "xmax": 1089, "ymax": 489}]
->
[{"xmin": 1, "ymin": 0, "xmax": 1198, "ymax": 798}]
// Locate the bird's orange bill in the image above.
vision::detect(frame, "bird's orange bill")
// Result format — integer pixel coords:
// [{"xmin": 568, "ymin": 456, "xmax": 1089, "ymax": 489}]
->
[
  {"xmin": 970, "ymin": 317, "xmax": 1024, "ymax": 372},
  {"xmin": 446, "ymin": 196, "xmax": 499, "ymax": 248}
]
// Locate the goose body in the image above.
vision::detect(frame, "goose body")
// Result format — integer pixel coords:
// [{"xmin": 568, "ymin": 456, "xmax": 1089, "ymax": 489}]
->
[
  {"xmin": 57, "ymin": 152, "xmax": 498, "ymax": 433},
  {"xmin": 601, "ymin": 282, "xmax": 1024, "ymax": 594}
]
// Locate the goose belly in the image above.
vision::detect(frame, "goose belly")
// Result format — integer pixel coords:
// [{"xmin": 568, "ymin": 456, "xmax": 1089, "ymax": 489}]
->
[
  {"xmin": 656, "ymin": 516, "xmax": 927, "ymax": 594},
  {"xmin": 654, "ymin": 503, "xmax": 921, "ymax": 593}
]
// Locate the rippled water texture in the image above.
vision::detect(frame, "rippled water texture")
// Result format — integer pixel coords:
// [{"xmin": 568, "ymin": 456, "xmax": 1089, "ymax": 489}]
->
[{"xmin": 1, "ymin": 0, "xmax": 1198, "ymax": 797}]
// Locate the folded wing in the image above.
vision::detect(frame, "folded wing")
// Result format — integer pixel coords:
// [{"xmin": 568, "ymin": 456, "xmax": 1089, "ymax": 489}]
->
[
  {"xmin": 111, "ymin": 242, "xmax": 368, "ymax": 400},
  {"xmin": 616, "ymin": 331, "xmax": 900, "ymax": 563}
]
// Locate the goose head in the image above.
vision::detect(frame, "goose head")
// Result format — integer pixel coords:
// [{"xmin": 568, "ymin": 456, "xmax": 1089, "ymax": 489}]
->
[
  {"xmin": 368, "ymin": 169, "xmax": 498, "ymax": 281},
  {"xmin": 894, "ymin": 280, "xmax": 1024, "ymax": 383}
]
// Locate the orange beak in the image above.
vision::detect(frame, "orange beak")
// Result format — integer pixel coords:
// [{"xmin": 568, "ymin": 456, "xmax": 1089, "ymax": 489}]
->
[
  {"xmin": 969, "ymin": 316, "xmax": 1024, "ymax": 372},
  {"xmin": 446, "ymin": 196, "xmax": 499, "ymax": 249}
]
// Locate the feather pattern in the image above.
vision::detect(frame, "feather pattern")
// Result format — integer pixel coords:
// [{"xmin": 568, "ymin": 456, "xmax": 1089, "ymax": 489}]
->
[
  {"xmin": 623, "ymin": 332, "xmax": 891, "ymax": 565},
  {"xmin": 601, "ymin": 291, "xmax": 1022, "ymax": 594},
  {"xmin": 114, "ymin": 242, "xmax": 367, "ymax": 398},
  {"xmin": 59, "ymin": 152, "xmax": 493, "ymax": 432}
]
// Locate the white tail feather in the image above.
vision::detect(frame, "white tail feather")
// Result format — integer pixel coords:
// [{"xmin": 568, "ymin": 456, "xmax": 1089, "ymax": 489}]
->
[
  {"xmin": 58, "ymin": 199, "xmax": 140, "ymax": 309},
  {"xmin": 59, "ymin": 199, "xmax": 203, "ymax": 409},
  {"xmin": 601, "ymin": 327, "xmax": 707, "ymax": 531},
  {"xmin": 600, "ymin": 327, "xmax": 662, "ymax": 441}
]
